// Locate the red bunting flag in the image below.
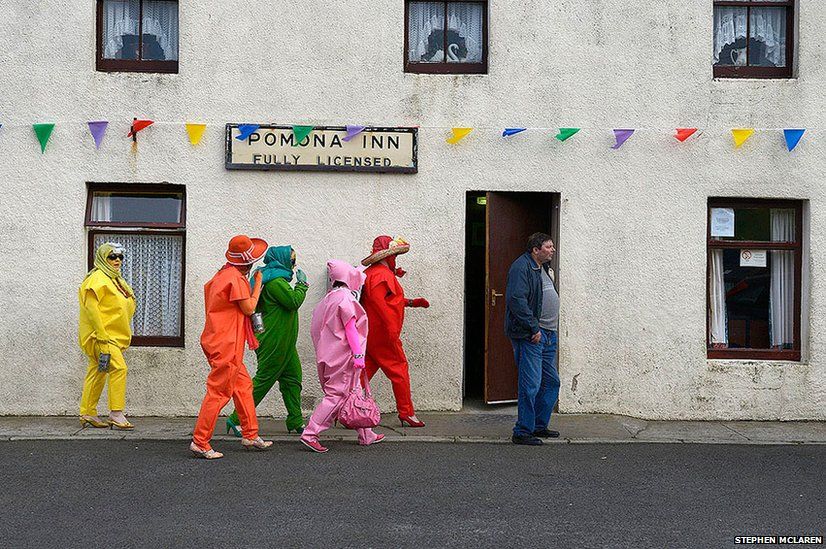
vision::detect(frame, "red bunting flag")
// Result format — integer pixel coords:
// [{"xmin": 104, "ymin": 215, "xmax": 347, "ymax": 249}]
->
[
  {"xmin": 675, "ymin": 128, "xmax": 698, "ymax": 142},
  {"xmin": 127, "ymin": 119, "xmax": 154, "ymax": 137}
]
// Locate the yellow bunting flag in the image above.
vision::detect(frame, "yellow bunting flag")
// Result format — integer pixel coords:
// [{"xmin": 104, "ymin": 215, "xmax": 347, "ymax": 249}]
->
[
  {"xmin": 185, "ymin": 123, "xmax": 207, "ymax": 145},
  {"xmin": 446, "ymin": 127, "xmax": 473, "ymax": 144},
  {"xmin": 731, "ymin": 129, "xmax": 755, "ymax": 148}
]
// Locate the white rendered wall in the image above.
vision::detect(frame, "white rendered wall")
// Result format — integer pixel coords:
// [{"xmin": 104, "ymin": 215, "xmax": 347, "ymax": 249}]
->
[{"xmin": 0, "ymin": 1, "xmax": 824, "ymax": 419}]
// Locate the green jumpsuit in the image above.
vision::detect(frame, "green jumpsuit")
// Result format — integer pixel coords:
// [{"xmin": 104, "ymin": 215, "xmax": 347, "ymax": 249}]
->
[{"xmin": 228, "ymin": 247, "xmax": 308, "ymax": 432}]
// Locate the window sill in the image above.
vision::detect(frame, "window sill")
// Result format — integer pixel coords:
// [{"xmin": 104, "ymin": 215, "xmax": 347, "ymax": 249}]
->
[
  {"xmin": 706, "ymin": 358, "xmax": 807, "ymax": 371},
  {"xmin": 405, "ymin": 62, "xmax": 487, "ymax": 75},
  {"xmin": 712, "ymin": 76, "xmax": 798, "ymax": 82},
  {"xmin": 96, "ymin": 59, "xmax": 179, "ymax": 74},
  {"xmin": 132, "ymin": 336, "xmax": 184, "ymax": 348},
  {"xmin": 85, "ymin": 222, "xmax": 186, "ymax": 230},
  {"xmin": 713, "ymin": 65, "xmax": 792, "ymax": 79},
  {"xmin": 707, "ymin": 349, "xmax": 800, "ymax": 362}
]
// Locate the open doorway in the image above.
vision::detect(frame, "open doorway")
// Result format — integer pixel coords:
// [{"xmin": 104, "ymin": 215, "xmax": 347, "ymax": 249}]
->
[{"xmin": 463, "ymin": 191, "xmax": 560, "ymax": 405}]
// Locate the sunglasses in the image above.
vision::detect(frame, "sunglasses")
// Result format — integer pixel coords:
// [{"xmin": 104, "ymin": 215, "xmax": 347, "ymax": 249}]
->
[{"xmin": 107, "ymin": 254, "xmax": 124, "ymax": 261}]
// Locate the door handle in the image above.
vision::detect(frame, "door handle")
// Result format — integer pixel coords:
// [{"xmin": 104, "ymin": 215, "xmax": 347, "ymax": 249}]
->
[{"xmin": 491, "ymin": 289, "xmax": 504, "ymax": 306}]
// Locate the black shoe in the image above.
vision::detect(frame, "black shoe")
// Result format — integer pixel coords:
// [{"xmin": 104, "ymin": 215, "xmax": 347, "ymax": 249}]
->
[
  {"xmin": 533, "ymin": 429, "xmax": 560, "ymax": 438},
  {"xmin": 512, "ymin": 434, "xmax": 543, "ymax": 446}
]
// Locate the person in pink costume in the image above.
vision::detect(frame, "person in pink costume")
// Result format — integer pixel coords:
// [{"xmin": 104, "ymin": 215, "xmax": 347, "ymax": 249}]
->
[{"xmin": 300, "ymin": 260, "xmax": 385, "ymax": 453}]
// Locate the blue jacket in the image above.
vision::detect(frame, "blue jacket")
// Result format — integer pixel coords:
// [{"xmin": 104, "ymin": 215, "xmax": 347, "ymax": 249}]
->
[{"xmin": 504, "ymin": 252, "xmax": 548, "ymax": 340}]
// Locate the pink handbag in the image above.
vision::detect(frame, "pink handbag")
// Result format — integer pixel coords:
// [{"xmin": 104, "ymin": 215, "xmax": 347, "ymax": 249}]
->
[{"xmin": 338, "ymin": 370, "xmax": 381, "ymax": 429}]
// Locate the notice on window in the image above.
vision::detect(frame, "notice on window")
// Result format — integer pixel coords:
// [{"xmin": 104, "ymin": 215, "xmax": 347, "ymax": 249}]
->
[
  {"xmin": 710, "ymin": 208, "xmax": 735, "ymax": 237},
  {"xmin": 740, "ymin": 249, "xmax": 767, "ymax": 267}
]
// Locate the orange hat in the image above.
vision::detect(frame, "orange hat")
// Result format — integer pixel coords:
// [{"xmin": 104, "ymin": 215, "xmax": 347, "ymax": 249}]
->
[
  {"xmin": 225, "ymin": 235, "xmax": 268, "ymax": 265},
  {"xmin": 361, "ymin": 235, "xmax": 410, "ymax": 266}
]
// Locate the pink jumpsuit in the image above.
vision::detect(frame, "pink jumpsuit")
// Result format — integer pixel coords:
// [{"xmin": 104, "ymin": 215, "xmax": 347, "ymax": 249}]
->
[{"xmin": 302, "ymin": 260, "xmax": 380, "ymax": 445}]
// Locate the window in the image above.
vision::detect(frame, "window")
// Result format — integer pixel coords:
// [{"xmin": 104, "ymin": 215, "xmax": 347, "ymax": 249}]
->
[
  {"xmin": 86, "ymin": 184, "xmax": 186, "ymax": 347},
  {"xmin": 405, "ymin": 1, "xmax": 488, "ymax": 74},
  {"xmin": 96, "ymin": 0, "xmax": 179, "ymax": 73},
  {"xmin": 707, "ymin": 199, "xmax": 803, "ymax": 361},
  {"xmin": 713, "ymin": 0, "xmax": 794, "ymax": 78}
]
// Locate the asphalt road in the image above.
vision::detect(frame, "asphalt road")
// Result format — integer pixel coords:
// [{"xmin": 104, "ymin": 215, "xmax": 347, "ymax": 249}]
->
[{"xmin": 0, "ymin": 441, "xmax": 823, "ymax": 549}]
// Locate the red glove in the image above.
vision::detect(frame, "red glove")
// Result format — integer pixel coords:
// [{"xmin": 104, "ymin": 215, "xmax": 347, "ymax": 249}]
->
[
  {"xmin": 395, "ymin": 267, "xmax": 407, "ymax": 278},
  {"xmin": 408, "ymin": 298, "xmax": 430, "ymax": 308}
]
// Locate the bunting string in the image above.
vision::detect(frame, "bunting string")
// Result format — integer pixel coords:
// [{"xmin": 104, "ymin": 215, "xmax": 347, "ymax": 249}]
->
[
  {"xmin": 0, "ymin": 120, "xmax": 822, "ymax": 131},
  {"xmin": 0, "ymin": 119, "xmax": 818, "ymax": 153}
]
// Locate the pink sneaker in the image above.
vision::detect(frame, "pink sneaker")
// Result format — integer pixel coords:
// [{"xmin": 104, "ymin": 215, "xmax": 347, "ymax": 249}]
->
[
  {"xmin": 359, "ymin": 433, "xmax": 386, "ymax": 446},
  {"xmin": 300, "ymin": 436, "xmax": 329, "ymax": 453}
]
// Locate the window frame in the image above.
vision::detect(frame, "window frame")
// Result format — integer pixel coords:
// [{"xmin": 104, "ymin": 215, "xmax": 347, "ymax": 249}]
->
[
  {"xmin": 85, "ymin": 183, "xmax": 187, "ymax": 348},
  {"xmin": 95, "ymin": 0, "xmax": 179, "ymax": 74},
  {"xmin": 712, "ymin": 0, "xmax": 794, "ymax": 79},
  {"xmin": 706, "ymin": 198, "xmax": 803, "ymax": 361},
  {"xmin": 404, "ymin": 0, "xmax": 489, "ymax": 75}
]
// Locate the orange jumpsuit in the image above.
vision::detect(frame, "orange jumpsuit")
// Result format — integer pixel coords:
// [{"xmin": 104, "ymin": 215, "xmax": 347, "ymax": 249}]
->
[
  {"xmin": 361, "ymin": 263, "xmax": 416, "ymax": 417},
  {"xmin": 193, "ymin": 265, "xmax": 259, "ymax": 449}
]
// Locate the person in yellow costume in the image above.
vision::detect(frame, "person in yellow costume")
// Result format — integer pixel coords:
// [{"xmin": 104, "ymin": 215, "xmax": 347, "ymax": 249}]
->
[{"xmin": 78, "ymin": 243, "xmax": 137, "ymax": 429}]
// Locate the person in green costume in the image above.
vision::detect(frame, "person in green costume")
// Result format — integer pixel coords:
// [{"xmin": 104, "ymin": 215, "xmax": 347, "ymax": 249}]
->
[{"xmin": 226, "ymin": 246, "xmax": 309, "ymax": 436}]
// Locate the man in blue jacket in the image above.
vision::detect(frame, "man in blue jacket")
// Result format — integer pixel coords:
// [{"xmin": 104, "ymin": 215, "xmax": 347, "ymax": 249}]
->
[{"xmin": 505, "ymin": 232, "xmax": 561, "ymax": 446}]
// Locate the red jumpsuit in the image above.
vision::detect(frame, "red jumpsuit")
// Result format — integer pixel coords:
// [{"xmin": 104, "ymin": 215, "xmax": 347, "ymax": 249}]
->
[
  {"xmin": 361, "ymin": 263, "xmax": 416, "ymax": 417},
  {"xmin": 192, "ymin": 265, "xmax": 259, "ymax": 450}
]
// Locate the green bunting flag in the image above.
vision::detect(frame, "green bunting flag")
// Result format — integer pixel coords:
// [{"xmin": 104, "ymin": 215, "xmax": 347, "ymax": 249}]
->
[
  {"xmin": 33, "ymin": 123, "xmax": 55, "ymax": 153},
  {"xmin": 555, "ymin": 128, "xmax": 580, "ymax": 142},
  {"xmin": 292, "ymin": 125, "xmax": 314, "ymax": 146}
]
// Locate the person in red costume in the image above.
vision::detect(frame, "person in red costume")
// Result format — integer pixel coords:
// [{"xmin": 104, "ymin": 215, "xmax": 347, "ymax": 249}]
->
[{"xmin": 360, "ymin": 236, "xmax": 430, "ymax": 427}]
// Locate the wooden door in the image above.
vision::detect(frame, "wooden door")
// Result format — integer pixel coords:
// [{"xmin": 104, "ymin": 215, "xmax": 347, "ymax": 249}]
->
[{"xmin": 484, "ymin": 192, "xmax": 555, "ymax": 403}]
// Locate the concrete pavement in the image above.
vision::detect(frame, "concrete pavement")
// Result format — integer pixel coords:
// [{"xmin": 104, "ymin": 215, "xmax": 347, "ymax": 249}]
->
[{"xmin": 2, "ymin": 407, "xmax": 825, "ymax": 444}]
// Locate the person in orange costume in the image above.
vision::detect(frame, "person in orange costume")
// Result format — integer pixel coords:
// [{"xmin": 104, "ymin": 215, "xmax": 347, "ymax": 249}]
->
[
  {"xmin": 360, "ymin": 236, "xmax": 430, "ymax": 428},
  {"xmin": 190, "ymin": 235, "xmax": 274, "ymax": 460}
]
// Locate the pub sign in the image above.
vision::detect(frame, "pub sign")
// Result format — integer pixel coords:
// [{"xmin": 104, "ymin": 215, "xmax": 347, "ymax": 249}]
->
[{"xmin": 225, "ymin": 124, "xmax": 418, "ymax": 174}]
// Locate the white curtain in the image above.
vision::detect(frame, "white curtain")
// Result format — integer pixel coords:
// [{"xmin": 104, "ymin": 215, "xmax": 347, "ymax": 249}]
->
[
  {"xmin": 770, "ymin": 209, "xmax": 795, "ymax": 348},
  {"xmin": 142, "ymin": 1, "xmax": 179, "ymax": 61},
  {"xmin": 103, "ymin": 0, "xmax": 140, "ymax": 59},
  {"xmin": 91, "ymin": 194, "xmax": 112, "ymax": 222},
  {"xmin": 94, "ymin": 233, "xmax": 183, "ymax": 337},
  {"xmin": 408, "ymin": 2, "xmax": 445, "ymax": 62},
  {"xmin": 709, "ymin": 249, "xmax": 728, "ymax": 347},
  {"xmin": 103, "ymin": 0, "xmax": 178, "ymax": 61},
  {"xmin": 447, "ymin": 3, "xmax": 483, "ymax": 63},
  {"xmin": 713, "ymin": 6, "xmax": 786, "ymax": 67}
]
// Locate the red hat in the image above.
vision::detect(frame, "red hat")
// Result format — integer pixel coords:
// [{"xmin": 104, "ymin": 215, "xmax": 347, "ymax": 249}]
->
[
  {"xmin": 361, "ymin": 235, "xmax": 410, "ymax": 266},
  {"xmin": 225, "ymin": 235, "xmax": 268, "ymax": 265}
]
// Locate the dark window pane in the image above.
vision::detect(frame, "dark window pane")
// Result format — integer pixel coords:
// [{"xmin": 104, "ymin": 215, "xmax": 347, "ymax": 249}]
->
[
  {"xmin": 102, "ymin": 0, "xmax": 141, "ymax": 60},
  {"xmin": 90, "ymin": 192, "xmax": 183, "ymax": 224},
  {"xmin": 749, "ymin": 7, "xmax": 787, "ymax": 67},
  {"xmin": 409, "ymin": 2, "xmax": 446, "ymax": 62},
  {"xmin": 142, "ymin": 1, "xmax": 179, "ymax": 61},
  {"xmin": 446, "ymin": 3, "xmax": 483, "ymax": 63},
  {"xmin": 733, "ymin": 207, "xmax": 771, "ymax": 240},
  {"xmin": 722, "ymin": 248, "xmax": 771, "ymax": 349}
]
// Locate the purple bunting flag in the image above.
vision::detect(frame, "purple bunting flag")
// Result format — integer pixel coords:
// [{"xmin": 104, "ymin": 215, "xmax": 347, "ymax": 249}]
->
[
  {"xmin": 87, "ymin": 121, "xmax": 109, "ymax": 149},
  {"xmin": 611, "ymin": 129, "xmax": 635, "ymax": 149},
  {"xmin": 343, "ymin": 125, "xmax": 366, "ymax": 142}
]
